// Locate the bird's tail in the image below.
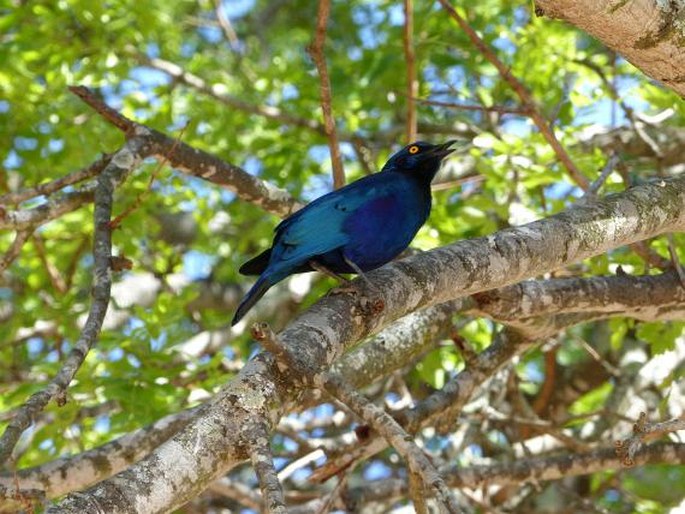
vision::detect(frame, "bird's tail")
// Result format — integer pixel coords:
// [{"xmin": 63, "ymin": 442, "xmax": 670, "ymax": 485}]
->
[{"xmin": 231, "ymin": 274, "xmax": 274, "ymax": 326}]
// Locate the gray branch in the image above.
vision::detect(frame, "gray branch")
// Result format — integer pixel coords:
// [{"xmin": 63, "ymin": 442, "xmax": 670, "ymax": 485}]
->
[
  {"xmin": 46, "ymin": 176, "xmax": 685, "ymax": 513},
  {"xmin": 0, "ymin": 137, "xmax": 144, "ymax": 465}
]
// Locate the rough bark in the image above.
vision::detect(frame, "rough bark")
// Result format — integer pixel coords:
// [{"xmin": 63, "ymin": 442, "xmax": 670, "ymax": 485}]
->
[
  {"xmin": 46, "ymin": 176, "xmax": 685, "ymax": 513},
  {"xmin": 535, "ymin": 0, "xmax": 685, "ymax": 96}
]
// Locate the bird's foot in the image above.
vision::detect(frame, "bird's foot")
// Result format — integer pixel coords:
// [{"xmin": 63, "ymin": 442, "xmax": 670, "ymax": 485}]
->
[{"xmin": 314, "ymin": 257, "xmax": 385, "ymax": 316}]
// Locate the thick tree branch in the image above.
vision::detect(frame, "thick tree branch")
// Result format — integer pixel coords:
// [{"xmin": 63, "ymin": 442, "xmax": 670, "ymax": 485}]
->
[
  {"xmin": 47, "ymin": 176, "xmax": 685, "ymax": 513},
  {"xmin": 69, "ymin": 85, "xmax": 301, "ymax": 218},
  {"xmin": 535, "ymin": 0, "xmax": 685, "ymax": 97},
  {"xmin": 0, "ymin": 408, "xmax": 197, "ymax": 498},
  {"xmin": 472, "ymin": 270, "xmax": 685, "ymax": 322},
  {"xmin": 0, "ymin": 189, "xmax": 94, "ymax": 231}
]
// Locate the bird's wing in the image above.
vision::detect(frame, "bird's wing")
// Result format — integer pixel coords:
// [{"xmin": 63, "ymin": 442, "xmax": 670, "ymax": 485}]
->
[{"xmin": 271, "ymin": 175, "xmax": 389, "ymax": 266}]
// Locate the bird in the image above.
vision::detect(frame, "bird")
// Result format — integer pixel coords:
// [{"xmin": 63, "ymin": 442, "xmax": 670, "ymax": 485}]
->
[{"xmin": 232, "ymin": 140, "xmax": 456, "ymax": 326}]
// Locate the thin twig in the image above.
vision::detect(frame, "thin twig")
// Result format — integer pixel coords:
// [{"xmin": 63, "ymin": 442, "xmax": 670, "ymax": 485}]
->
[
  {"xmin": 0, "ymin": 229, "xmax": 33, "ymax": 274},
  {"xmin": 666, "ymin": 233, "xmax": 685, "ymax": 288},
  {"xmin": 0, "ymin": 138, "xmax": 144, "ymax": 466},
  {"xmin": 109, "ymin": 123, "xmax": 188, "ymax": 229},
  {"xmin": 629, "ymin": 240, "xmax": 671, "ymax": 270},
  {"xmin": 311, "ymin": 328, "xmax": 533, "ymax": 485},
  {"xmin": 68, "ymin": 86, "xmax": 135, "ymax": 133},
  {"xmin": 314, "ymin": 473, "xmax": 347, "ymax": 514},
  {"xmin": 65, "ymin": 235, "xmax": 91, "ymax": 289},
  {"xmin": 438, "ymin": 0, "xmax": 590, "ymax": 191},
  {"xmin": 316, "ymin": 371, "xmax": 465, "ymax": 513},
  {"xmin": 574, "ymin": 58, "xmax": 664, "ymax": 160},
  {"xmin": 32, "ymin": 234, "xmax": 67, "ymax": 294},
  {"xmin": 252, "ymin": 322, "xmax": 293, "ymax": 368},
  {"xmin": 248, "ymin": 422, "xmax": 288, "ymax": 514},
  {"xmin": 403, "ymin": 0, "xmax": 418, "ymax": 143},
  {"xmin": 583, "ymin": 152, "xmax": 620, "ymax": 200},
  {"xmin": 0, "ymin": 153, "xmax": 111, "ymax": 206},
  {"xmin": 139, "ymin": 55, "xmax": 323, "ymax": 133},
  {"xmin": 350, "ymin": 136, "xmax": 376, "ymax": 175},
  {"xmin": 213, "ymin": 0, "xmax": 240, "ymax": 50},
  {"xmin": 307, "ymin": 0, "xmax": 345, "ymax": 189},
  {"xmin": 430, "ymin": 173, "xmax": 485, "ymax": 192},
  {"xmin": 413, "ymin": 96, "xmax": 529, "ymax": 115}
]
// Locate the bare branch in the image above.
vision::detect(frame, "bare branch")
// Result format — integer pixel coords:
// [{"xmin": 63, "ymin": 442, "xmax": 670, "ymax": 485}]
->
[
  {"xmin": 615, "ymin": 412, "xmax": 685, "ymax": 466},
  {"xmin": 585, "ymin": 152, "xmax": 620, "ymax": 198},
  {"xmin": 414, "ymin": 96, "xmax": 529, "ymax": 115},
  {"xmin": 69, "ymin": 85, "xmax": 301, "ymax": 218},
  {"xmin": 1, "ymin": 408, "xmax": 197, "ymax": 498},
  {"xmin": 248, "ymin": 422, "xmax": 287, "ymax": 514},
  {"xmin": 213, "ymin": 0, "xmax": 240, "ymax": 50},
  {"xmin": 47, "ymin": 176, "xmax": 685, "ymax": 513},
  {"xmin": 0, "ymin": 189, "xmax": 94, "ymax": 231},
  {"xmin": 139, "ymin": 56, "xmax": 323, "ymax": 133},
  {"xmin": 307, "ymin": 0, "xmax": 345, "ymax": 189},
  {"xmin": 207, "ymin": 477, "xmax": 263, "ymax": 511},
  {"xmin": 403, "ymin": 0, "xmax": 418, "ymax": 143},
  {"xmin": 312, "ymin": 327, "xmax": 534, "ymax": 484},
  {"xmin": 32, "ymin": 233, "xmax": 67, "ymax": 294},
  {"xmin": 0, "ymin": 137, "xmax": 144, "ymax": 465},
  {"xmin": 0, "ymin": 153, "xmax": 111, "ymax": 206},
  {"xmin": 0, "ymin": 229, "xmax": 33, "ymax": 274},
  {"xmin": 471, "ymin": 270, "xmax": 685, "ymax": 322},
  {"xmin": 535, "ymin": 0, "xmax": 685, "ymax": 96},
  {"xmin": 139, "ymin": 56, "xmax": 479, "ymax": 143},
  {"xmin": 316, "ymin": 371, "xmax": 465, "ymax": 513}
]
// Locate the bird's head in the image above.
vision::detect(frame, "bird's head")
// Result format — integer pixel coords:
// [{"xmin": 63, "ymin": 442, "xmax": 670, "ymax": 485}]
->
[{"xmin": 381, "ymin": 140, "xmax": 456, "ymax": 183}]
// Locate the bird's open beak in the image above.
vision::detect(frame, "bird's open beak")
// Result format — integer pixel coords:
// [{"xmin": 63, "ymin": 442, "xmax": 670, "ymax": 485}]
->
[{"xmin": 430, "ymin": 140, "xmax": 457, "ymax": 159}]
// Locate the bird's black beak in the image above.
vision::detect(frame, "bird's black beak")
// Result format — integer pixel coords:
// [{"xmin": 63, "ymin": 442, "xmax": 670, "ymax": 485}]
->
[{"xmin": 429, "ymin": 140, "xmax": 457, "ymax": 159}]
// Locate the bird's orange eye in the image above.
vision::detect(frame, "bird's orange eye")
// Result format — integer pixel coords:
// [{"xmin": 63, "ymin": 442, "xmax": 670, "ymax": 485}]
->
[{"xmin": 409, "ymin": 145, "xmax": 419, "ymax": 154}]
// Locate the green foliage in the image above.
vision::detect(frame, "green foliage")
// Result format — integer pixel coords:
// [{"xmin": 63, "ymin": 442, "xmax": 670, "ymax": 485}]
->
[{"xmin": 1, "ymin": 0, "xmax": 683, "ymax": 509}]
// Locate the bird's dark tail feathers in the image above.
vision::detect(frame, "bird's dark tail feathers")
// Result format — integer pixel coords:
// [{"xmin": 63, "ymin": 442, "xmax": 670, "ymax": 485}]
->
[
  {"xmin": 239, "ymin": 248, "xmax": 272, "ymax": 275},
  {"xmin": 231, "ymin": 274, "xmax": 274, "ymax": 326}
]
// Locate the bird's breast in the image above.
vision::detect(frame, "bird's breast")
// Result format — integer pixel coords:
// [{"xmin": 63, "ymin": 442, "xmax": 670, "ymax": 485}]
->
[{"xmin": 338, "ymin": 186, "xmax": 429, "ymax": 271}]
